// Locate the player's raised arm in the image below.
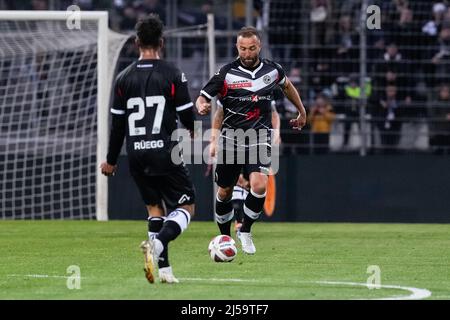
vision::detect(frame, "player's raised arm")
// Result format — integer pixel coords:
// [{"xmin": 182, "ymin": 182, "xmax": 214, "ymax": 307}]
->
[{"xmin": 282, "ymin": 77, "xmax": 307, "ymax": 130}]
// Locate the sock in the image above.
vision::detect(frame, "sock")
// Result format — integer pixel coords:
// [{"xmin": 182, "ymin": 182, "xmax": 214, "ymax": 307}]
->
[
  {"xmin": 156, "ymin": 208, "xmax": 191, "ymax": 247},
  {"xmin": 215, "ymin": 194, "xmax": 234, "ymax": 236},
  {"xmin": 233, "ymin": 199, "xmax": 245, "ymax": 224},
  {"xmin": 148, "ymin": 216, "xmax": 164, "ymax": 240},
  {"xmin": 240, "ymin": 189, "xmax": 265, "ymax": 233}
]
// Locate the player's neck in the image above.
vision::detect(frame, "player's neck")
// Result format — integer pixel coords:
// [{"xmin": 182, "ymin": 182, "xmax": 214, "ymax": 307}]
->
[{"xmin": 139, "ymin": 49, "xmax": 160, "ymax": 60}]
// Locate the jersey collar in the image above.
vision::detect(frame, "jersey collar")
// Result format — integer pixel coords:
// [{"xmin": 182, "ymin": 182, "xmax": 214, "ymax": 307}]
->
[{"xmin": 237, "ymin": 59, "xmax": 264, "ymax": 79}]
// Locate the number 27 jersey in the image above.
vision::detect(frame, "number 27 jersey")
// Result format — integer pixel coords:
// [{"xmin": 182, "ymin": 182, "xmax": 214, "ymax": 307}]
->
[{"xmin": 110, "ymin": 59, "xmax": 193, "ymax": 175}]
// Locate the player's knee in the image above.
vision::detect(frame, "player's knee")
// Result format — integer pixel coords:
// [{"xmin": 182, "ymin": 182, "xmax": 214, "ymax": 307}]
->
[
  {"xmin": 179, "ymin": 204, "xmax": 195, "ymax": 217},
  {"xmin": 217, "ymin": 187, "xmax": 233, "ymax": 202},
  {"xmin": 249, "ymin": 178, "xmax": 267, "ymax": 195},
  {"xmin": 146, "ymin": 204, "xmax": 165, "ymax": 217}
]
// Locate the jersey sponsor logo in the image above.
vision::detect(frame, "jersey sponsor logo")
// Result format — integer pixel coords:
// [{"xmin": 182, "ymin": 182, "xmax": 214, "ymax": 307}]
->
[
  {"xmin": 133, "ymin": 140, "xmax": 164, "ymax": 150},
  {"xmin": 263, "ymin": 74, "xmax": 271, "ymax": 84},
  {"xmin": 227, "ymin": 80, "xmax": 252, "ymax": 89},
  {"xmin": 238, "ymin": 94, "xmax": 272, "ymax": 102},
  {"xmin": 178, "ymin": 194, "xmax": 191, "ymax": 204}
]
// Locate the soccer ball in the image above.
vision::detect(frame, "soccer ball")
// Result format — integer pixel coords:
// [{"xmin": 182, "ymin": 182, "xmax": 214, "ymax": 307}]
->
[{"xmin": 208, "ymin": 235, "xmax": 237, "ymax": 262}]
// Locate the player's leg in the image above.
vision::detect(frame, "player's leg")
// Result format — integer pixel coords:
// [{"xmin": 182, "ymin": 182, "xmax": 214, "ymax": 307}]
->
[
  {"xmin": 237, "ymin": 144, "xmax": 271, "ymax": 254},
  {"xmin": 215, "ymin": 163, "xmax": 241, "ymax": 236},
  {"xmin": 147, "ymin": 204, "xmax": 165, "ymax": 240},
  {"xmin": 152, "ymin": 165, "xmax": 196, "ymax": 283},
  {"xmin": 232, "ymin": 173, "xmax": 249, "ymax": 232},
  {"xmin": 132, "ymin": 174, "xmax": 164, "ymax": 284}
]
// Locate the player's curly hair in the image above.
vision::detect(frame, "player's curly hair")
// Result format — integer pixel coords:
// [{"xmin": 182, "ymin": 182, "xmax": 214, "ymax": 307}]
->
[{"xmin": 135, "ymin": 13, "xmax": 164, "ymax": 49}]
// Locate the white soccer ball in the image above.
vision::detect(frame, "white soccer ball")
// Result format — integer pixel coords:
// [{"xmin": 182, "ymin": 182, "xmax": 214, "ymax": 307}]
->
[{"xmin": 208, "ymin": 235, "xmax": 237, "ymax": 262}]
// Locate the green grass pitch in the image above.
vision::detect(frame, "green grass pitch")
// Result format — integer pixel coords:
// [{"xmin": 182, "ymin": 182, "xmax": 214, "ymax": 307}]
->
[{"xmin": 0, "ymin": 221, "xmax": 449, "ymax": 300}]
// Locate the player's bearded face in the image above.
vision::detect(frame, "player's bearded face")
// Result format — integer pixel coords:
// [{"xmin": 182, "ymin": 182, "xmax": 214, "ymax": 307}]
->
[{"xmin": 237, "ymin": 36, "xmax": 261, "ymax": 68}]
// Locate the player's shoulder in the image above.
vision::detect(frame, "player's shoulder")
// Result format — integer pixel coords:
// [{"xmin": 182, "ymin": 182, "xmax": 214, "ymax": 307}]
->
[
  {"xmin": 114, "ymin": 61, "xmax": 137, "ymax": 85},
  {"xmin": 157, "ymin": 59, "xmax": 180, "ymax": 74},
  {"xmin": 215, "ymin": 59, "xmax": 238, "ymax": 75},
  {"xmin": 261, "ymin": 58, "xmax": 285, "ymax": 71}
]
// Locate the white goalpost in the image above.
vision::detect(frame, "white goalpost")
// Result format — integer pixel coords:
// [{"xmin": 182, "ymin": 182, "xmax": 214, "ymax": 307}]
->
[{"xmin": 0, "ymin": 11, "xmax": 128, "ymax": 220}]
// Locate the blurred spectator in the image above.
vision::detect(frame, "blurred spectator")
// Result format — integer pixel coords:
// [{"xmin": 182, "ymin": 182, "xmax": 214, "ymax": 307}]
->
[
  {"xmin": 310, "ymin": 0, "xmax": 331, "ymax": 47},
  {"xmin": 429, "ymin": 83, "xmax": 450, "ymax": 154},
  {"xmin": 332, "ymin": 15, "xmax": 359, "ymax": 76},
  {"xmin": 430, "ymin": 25, "xmax": 450, "ymax": 85},
  {"xmin": 422, "ymin": 2, "xmax": 447, "ymax": 39},
  {"xmin": 340, "ymin": 74, "xmax": 372, "ymax": 148},
  {"xmin": 391, "ymin": 6, "xmax": 417, "ymax": 61},
  {"xmin": 309, "ymin": 47, "xmax": 333, "ymax": 99},
  {"xmin": 374, "ymin": 84, "xmax": 404, "ymax": 153},
  {"xmin": 308, "ymin": 93, "xmax": 336, "ymax": 154},
  {"xmin": 373, "ymin": 42, "xmax": 412, "ymax": 101}
]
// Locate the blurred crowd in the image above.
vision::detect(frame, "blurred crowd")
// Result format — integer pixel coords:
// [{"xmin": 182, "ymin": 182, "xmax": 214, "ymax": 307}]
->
[{"xmin": 1, "ymin": 0, "xmax": 449, "ymax": 154}]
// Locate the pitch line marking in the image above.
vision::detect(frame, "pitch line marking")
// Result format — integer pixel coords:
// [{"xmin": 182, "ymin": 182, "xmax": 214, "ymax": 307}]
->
[
  {"xmin": 179, "ymin": 277, "xmax": 431, "ymax": 300},
  {"xmin": 7, "ymin": 274, "xmax": 77, "ymax": 279},
  {"xmin": 315, "ymin": 281, "xmax": 431, "ymax": 300},
  {"xmin": 5, "ymin": 275, "xmax": 432, "ymax": 300}
]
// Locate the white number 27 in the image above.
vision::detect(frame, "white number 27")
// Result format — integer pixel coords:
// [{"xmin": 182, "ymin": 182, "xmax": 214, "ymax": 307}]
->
[{"xmin": 127, "ymin": 95, "xmax": 166, "ymax": 136}]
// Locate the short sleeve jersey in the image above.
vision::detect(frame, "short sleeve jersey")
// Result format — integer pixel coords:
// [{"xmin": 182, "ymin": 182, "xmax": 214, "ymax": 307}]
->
[
  {"xmin": 110, "ymin": 59, "xmax": 193, "ymax": 174},
  {"xmin": 200, "ymin": 58, "xmax": 286, "ymax": 131}
]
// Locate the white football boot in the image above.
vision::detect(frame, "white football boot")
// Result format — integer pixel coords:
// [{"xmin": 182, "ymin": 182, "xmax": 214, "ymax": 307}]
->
[
  {"xmin": 237, "ymin": 231, "xmax": 256, "ymax": 254},
  {"xmin": 158, "ymin": 266, "xmax": 179, "ymax": 284}
]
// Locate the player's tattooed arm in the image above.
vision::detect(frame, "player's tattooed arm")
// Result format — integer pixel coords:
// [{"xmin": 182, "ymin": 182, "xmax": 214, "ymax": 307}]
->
[
  {"xmin": 282, "ymin": 77, "xmax": 307, "ymax": 130},
  {"xmin": 210, "ymin": 106, "xmax": 224, "ymax": 158}
]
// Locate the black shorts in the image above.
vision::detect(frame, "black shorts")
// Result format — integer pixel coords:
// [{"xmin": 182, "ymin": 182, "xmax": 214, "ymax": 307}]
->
[
  {"xmin": 215, "ymin": 146, "xmax": 271, "ymax": 188},
  {"xmin": 131, "ymin": 164, "xmax": 195, "ymax": 212}
]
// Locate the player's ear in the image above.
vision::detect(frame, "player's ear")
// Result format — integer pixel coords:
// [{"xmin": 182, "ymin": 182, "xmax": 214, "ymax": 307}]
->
[
  {"xmin": 159, "ymin": 38, "xmax": 164, "ymax": 50},
  {"xmin": 135, "ymin": 37, "xmax": 140, "ymax": 48}
]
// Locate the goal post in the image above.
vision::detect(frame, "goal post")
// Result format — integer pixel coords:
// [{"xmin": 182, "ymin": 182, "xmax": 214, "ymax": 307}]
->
[{"xmin": 0, "ymin": 11, "xmax": 128, "ymax": 220}]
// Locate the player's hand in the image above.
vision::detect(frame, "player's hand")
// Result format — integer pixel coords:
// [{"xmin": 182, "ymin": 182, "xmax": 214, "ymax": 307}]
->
[
  {"xmin": 289, "ymin": 113, "xmax": 306, "ymax": 130},
  {"xmin": 209, "ymin": 141, "xmax": 217, "ymax": 158},
  {"xmin": 196, "ymin": 101, "xmax": 211, "ymax": 115},
  {"xmin": 100, "ymin": 162, "xmax": 117, "ymax": 177},
  {"xmin": 196, "ymin": 96, "xmax": 211, "ymax": 115}
]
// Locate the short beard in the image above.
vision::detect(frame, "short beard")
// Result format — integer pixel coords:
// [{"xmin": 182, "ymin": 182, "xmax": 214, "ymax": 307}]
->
[{"xmin": 240, "ymin": 56, "xmax": 258, "ymax": 67}]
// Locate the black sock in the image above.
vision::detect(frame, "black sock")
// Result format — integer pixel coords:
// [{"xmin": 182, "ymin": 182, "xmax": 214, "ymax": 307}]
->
[
  {"xmin": 232, "ymin": 199, "xmax": 244, "ymax": 224},
  {"xmin": 215, "ymin": 196, "xmax": 234, "ymax": 236},
  {"xmin": 240, "ymin": 190, "xmax": 265, "ymax": 233},
  {"xmin": 156, "ymin": 220, "xmax": 182, "ymax": 248},
  {"xmin": 148, "ymin": 217, "xmax": 164, "ymax": 234}
]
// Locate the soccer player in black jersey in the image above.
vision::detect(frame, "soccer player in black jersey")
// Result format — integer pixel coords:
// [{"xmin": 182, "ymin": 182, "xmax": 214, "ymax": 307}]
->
[
  {"xmin": 196, "ymin": 27, "xmax": 306, "ymax": 254},
  {"xmin": 100, "ymin": 14, "xmax": 195, "ymax": 283}
]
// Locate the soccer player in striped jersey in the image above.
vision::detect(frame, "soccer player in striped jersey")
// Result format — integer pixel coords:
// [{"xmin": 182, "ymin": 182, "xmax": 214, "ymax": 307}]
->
[
  {"xmin": 100, "ymin": 14, "xmax": 195, "ymax": 284},
  {"xmin": 197, "ymin": 27, "xmax": 306, "ymax": 254},
  {"xmin": 210, "ymin": 99, "xmax": 281, "ymax": 233}
]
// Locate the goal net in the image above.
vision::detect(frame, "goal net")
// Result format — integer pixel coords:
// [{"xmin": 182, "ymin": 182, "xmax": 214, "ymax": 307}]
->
[{"xmin": 0, "ymin": 11, "xmax": 129, "ymax": 220}]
